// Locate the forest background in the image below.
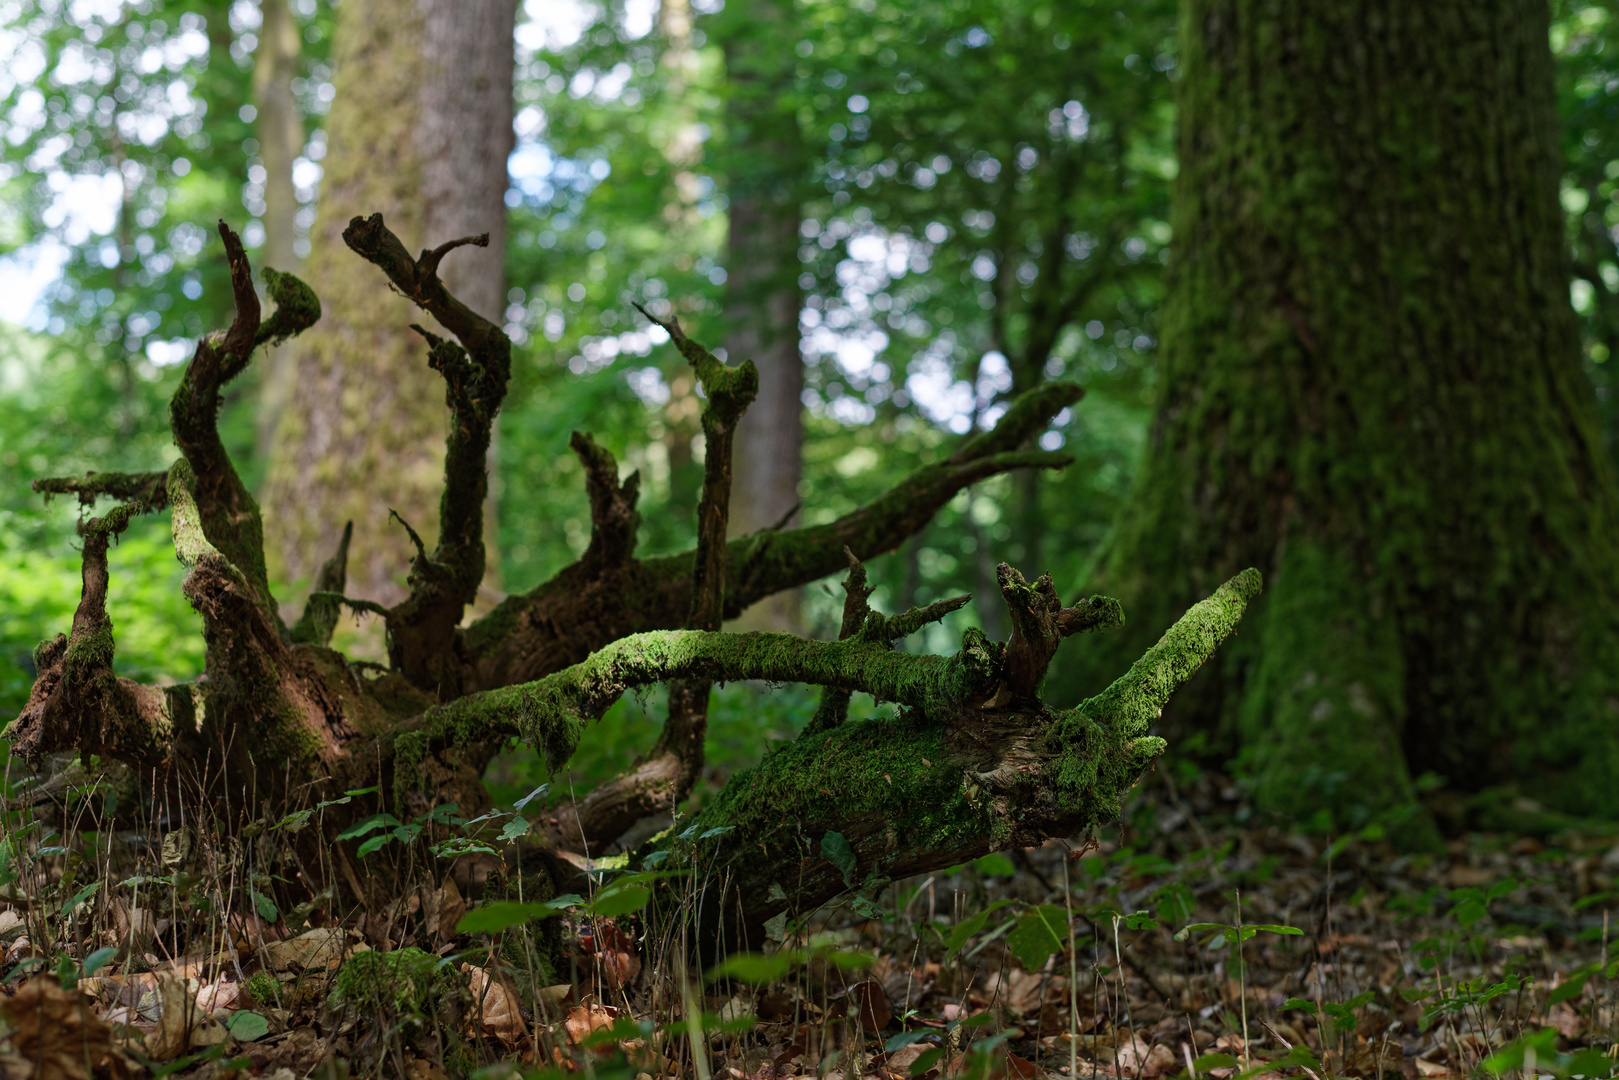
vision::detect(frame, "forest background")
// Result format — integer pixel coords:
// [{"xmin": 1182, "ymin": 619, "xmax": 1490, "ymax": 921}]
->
[{"xmin": 3, "ymin": 0, "xmax": 1618, "ymax": 831}]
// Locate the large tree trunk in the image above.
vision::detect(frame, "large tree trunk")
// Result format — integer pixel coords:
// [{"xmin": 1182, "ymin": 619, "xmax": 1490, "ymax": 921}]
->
[
  {"xmin": 717, "ymin": 0, "xmax": 807, "ymax": 633},
  {"xmin": 253, "ymin": 0, "xmax": 307, "ymax": 460},
  {"xmin": 1054, "ymin": 0, "xmax": 1619, "ymax": 838},
  {"xmin": 261, "ymin": 0, "xmax": 514, "ymax": 611}
]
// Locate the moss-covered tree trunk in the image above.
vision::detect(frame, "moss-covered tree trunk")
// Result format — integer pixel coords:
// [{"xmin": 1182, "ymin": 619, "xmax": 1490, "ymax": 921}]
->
[
  {"xmin": 261, "ymin": 0, "xmax": 514, "ymax": 610},
  {"xmin": 1056, "ymin": 0, "xmax": 1619, "ymax": 836}
]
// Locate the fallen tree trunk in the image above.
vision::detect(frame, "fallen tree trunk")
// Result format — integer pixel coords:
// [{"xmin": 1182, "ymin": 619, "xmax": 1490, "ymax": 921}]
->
[
  {"xmin": 6, "ymin": 204, "xmax": 1261, "ymax": 975},
  {"xmin": 6, "ymin": 216, "xmax": 1100, "ymax": 857}
]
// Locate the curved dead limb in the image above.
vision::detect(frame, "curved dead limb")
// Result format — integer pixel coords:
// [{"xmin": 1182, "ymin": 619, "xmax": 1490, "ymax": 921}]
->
[
  {"xmin": 169, "ymin": 223, "xmax": 318, "ymax": 624},
  {"xmin": 460, "ymin": 380, "xmax": 1085, "ymax": 694},
  {"xmin": 341, "ymin": 213, "xmax": 511, "ymax": 696}
]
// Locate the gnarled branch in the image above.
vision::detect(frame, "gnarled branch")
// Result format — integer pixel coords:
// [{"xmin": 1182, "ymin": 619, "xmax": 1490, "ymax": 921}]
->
[
  {"xmin": 169, "ymin": 222, "xmax": 320, "ymax": 625},
  {"xmin": 341, "ymin": 213, "xmax": 511, "ymax": 696}
]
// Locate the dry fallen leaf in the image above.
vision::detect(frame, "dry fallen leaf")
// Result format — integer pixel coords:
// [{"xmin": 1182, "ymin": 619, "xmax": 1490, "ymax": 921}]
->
[
  {"xmin": 195, "ymin": 978, "xmax": 240, "ymax": 1013},
  {"xmin": 438, "ymin": 874, "xmax": 466, "ymax": 938},
  {"xmin": 852, "ymin": 978, "xmax": 893, "ymax": 1031},
  {"xmin": 0, "ymin": 976, "xmax": 130, "ymax": 1080},
  {"xmin": 261, "ymin": 926, "xmax": 351, "ymax": 971},
  {"xmin": 144, "ymin": 973, "xmax": 196, "ymax": 1060},
  {"xmin": 464, "ymin": 962, "xmax": 530, "ymax": 1048},
  {"xmin": 564, "ymin": 998, "xmax": 618, "ymax": 1045},
  {"xmin": 584, "ymin": 920, "xmax": 641, "ymax": 990}
]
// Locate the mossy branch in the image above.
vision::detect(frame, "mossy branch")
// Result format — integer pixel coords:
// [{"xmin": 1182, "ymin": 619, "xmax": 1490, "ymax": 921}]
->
[
  {"xmin": 33, "ymin": 471, "xmax": 169, "ymax": 511},
  {"xmin": 656, "ymin": 570, "xmax": 1263, "ymax": 953}
]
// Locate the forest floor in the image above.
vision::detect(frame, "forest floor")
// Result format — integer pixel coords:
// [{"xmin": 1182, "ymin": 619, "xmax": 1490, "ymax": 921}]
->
[{"xmin": 0, "ymin": 766, "xmax": 1615, "ymax": 1080}]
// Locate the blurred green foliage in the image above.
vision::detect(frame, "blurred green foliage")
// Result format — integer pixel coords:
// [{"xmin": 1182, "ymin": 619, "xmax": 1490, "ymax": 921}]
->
[{"xmin": 5, "ymin": 0, "xmax": 1619, "ymax": 807}]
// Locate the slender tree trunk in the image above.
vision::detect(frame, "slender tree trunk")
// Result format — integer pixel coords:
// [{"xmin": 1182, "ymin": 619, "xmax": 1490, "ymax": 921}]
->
[
  {"xmin": 253, "ymin": 0, "xmax": 306, "ymax": 459},
  {"xmin": 1056, "ymin": 0, "xmax": 1619, "ymax": 838},
  {"xmin": 261, "ymin": 0, "xmax": 514, "ymax": 611},
  {"xmin": 717, "ymin": 0, "xmax": 806, "ymax": 632}
]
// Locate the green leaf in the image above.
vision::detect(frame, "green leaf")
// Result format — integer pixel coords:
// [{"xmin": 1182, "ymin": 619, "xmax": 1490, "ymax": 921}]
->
[
  {"xmin": 252, "ymin": 890, "xmax": 279, "ymax": 923},
  {"xmin": 822, "ymin": 831, "xmax": 858, "ymax": 887},
  {"xmin": 336, "ymin": 814, "xmax": 400, "ymax": 841},
  {"xmin": 581, "ymin": 1015, "xmax": 655, "ymax": 1050},
  {"xmin": 849, "ymin": 895, "xmax": 886, "ymax": 920},
  {"xmin": 1280, "ymin": 997, "xmax": 1318, "ymax": 1012},
  {"xmin": 456, "ymin": 896, "xmax": 581, "ymax": 934},
  {"xmin": 707, "ymin": 951, "xmax": 797, "ymax": 984},
  {"xmin": 945, "ymin": 900, "xmax": 1015, "ymax": 958},
  {"xmin": 909, "ymin": 1049, "xmax": 944, "ymax": 1076},
  {"xmin": 699, "ymin": 826, "xmax": 735, "ymax": 840},
  {"xmin": 823, "ymin": 949, "xmax": 878, "ymax": 970},
  {"xmin": 588, "ymin": 881, "xmax": 652, "ymax": 918},
  {"xmin": 355, "ymin": 834, "xmax": 395, "ymax": 858},
  {"xmin": 226, "ymin": 1011, "xmax": 270, "ymax": 1042},
  {"xmin": 1486, "ymin": 878, "xmax": 1520, "ymax": 901},
  {"xmin": 1174, "ymin": 921, "xmax": 1229, "ymax": 942},
  {"xmin": 498, "ymin": 815, "xmax": 531, "ymax": 842},
  {"xmin": 975, "ymin": 853, "xmax": 1016, "ymax": 878},
  {"xmin": 274, "ymin": 809, "xmax": 313, "ymax": 832},
  {"xmin": 885, "ymin": 1030, "xmax": 940, "ymax": 1052},
  {"xmin": 1007, "ymin": 908, "xmax": 1064, "ymax": 972},
  {"xmin": 60, "ymin": 882, "xmax": 100, "ymax": 915},
  {"xmin": 1123, "ymin": 911, "xmax": 1159, "ymax": 931},
  {"xmin": 82, "ymin": 946, "xmax": 117, "ymax": 977},
  {"xmin": 1548, "ymin": 973, "xmax": 1588, "ymax": 1005},
  {"xmin": 430, "ymin": 837, "xmax": 498, "ymax": 858},
  {"xmin": 513, "ymin": 784, "xmax": 550, "ymax": 812},
  {"xmin": 1192, "ymin": 1053, "xmax": 1238, "ymax": 1072},
  {"xmin": 1247, "ymin": 923, "xmax": 1303, "ymax": 935}
]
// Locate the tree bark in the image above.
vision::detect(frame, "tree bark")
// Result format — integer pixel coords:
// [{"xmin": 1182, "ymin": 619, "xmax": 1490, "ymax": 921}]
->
[
  {"xmin": 1054, "ymin": 0, "xmax": 1619, "ymax": 837},
  {"xmin": 253, "ymin": 0, "xmax": 307, "ymax": 460},
  {"xmin": 261, "ymin": 0, "xmax": 514, "ymax": 611},
  {"xmin": 717, "ymin": 0, "xmax": 807, "ymax": 633}
]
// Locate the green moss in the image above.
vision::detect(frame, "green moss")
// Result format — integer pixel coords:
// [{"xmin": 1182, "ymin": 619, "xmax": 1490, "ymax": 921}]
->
[
  {"xmin": 1045, "ymin": 570, "xmax": 1261, "ymax": 819},
  {"xmin": 243, "ymin": 970, "xmax": 280, "ymax": 1008},
  {"xmin": 63, "ymin": 627, "xmax": 116, "ymax": 680},
  {"xmin": 678, "ymin": 709, "xmax": 1006, "ymax": 881},
  {"xmin": 255, "ymin": 268, "xmax": 321, "ymax": 347},
  {"xmin": 165, "ymin": 460, "xmax": 227, "ymax": 571},
  {"xmin": 330, "ymin": 947, "xmax": 450, "ymax": 1016},
  {"xmin": 1236, "ymin": 543, "xmax": 1438, "ymax": 846}
]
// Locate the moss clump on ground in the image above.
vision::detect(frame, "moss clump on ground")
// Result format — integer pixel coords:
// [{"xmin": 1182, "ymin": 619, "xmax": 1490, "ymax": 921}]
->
[
  {"xmin": 244, "ymin": 970, "xmax": 280, "ymax": 1007},
  {"xmin": 330, "ymin": 947, "xmax": 453, "ymax": 1018}
]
